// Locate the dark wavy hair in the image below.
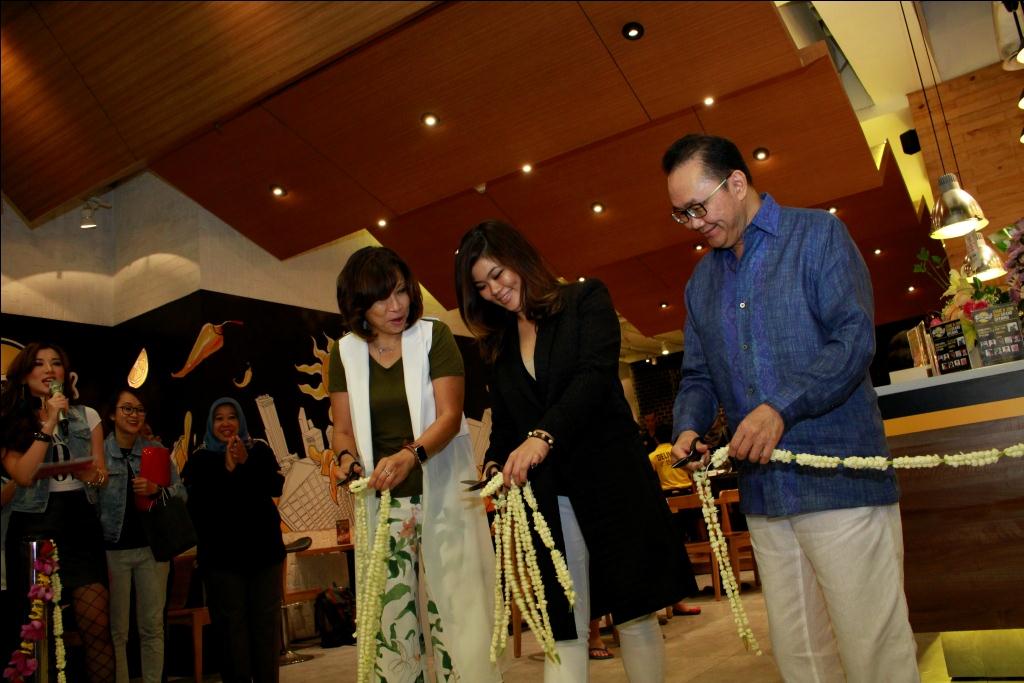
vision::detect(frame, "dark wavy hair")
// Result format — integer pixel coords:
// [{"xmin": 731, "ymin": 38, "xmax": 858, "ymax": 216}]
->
[
  {"xmin": 0, "ymin": 342, "xmax": 72, "ymax": 453},
  {"xmin": 336, "ymin": 246, "xmax": 423, "ymax": 342},
  {"xmin": 454, "ymin": 220, "xmax": 563, "ymax": 363},
  {"xmin": 661, "ymin": 133, "xmax": 753, "ymax": 185}
]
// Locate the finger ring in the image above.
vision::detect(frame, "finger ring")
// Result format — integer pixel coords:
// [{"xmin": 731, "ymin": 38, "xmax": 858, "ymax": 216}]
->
[
  {"xmin": 383, "ymin": 468, "xmax": 393, "ymax": 477},
  {"xmin": 530, "ymin": 463, "xmax": 537, "ymax": 469}
]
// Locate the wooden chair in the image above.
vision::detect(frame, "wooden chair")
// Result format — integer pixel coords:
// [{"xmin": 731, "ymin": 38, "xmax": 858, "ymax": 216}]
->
[
  {"xmin": 166, "ymin": 554, "xmax": 210, "ymax": 683},
  {"xmin": 717, "ymin": 489, "xmax": 760, "ymax": 588},
  {"xmin": 667, "ymin": 494, "xmax": 722, "ymax": 601}
]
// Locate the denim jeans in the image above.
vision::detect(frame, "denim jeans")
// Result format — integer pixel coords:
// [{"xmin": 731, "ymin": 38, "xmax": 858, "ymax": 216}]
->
[{"xmin": 106, "ymin": 547, "xmax": 169, "ymax": 683}]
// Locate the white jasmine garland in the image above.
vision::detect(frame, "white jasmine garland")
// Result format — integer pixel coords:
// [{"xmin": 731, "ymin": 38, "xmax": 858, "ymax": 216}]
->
[
  {"xmin": 480, "ymin": 473, "xmax": 574, "ymax": 663},
  {"xmin": 349, "ymin": 479, "xmax": 392, "ymax": 683}
]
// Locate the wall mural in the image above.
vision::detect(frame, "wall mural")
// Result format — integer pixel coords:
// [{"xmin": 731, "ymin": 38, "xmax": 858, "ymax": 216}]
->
[{"xmin": 1, "ymin": 292, "xmax": 492, "ymax": 536}]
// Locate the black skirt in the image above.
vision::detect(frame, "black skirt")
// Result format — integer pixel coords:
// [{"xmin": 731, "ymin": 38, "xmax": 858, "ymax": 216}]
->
[{"xmin": 5, "ymin": 489, "xmax": 109, "ymax": 599}]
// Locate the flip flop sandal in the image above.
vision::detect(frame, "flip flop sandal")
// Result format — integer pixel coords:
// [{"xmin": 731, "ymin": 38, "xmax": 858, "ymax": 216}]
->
[{"xmin": 589, "ymin": 647, "xmax": 614, "ymax": 660}]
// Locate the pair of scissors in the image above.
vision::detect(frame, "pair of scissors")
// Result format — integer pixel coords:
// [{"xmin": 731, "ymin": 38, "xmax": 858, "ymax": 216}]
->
[
  {"xmin": 463, "ymin": 461, "xmax": 502, "ymax": 491},
  {"xmin": 671, "ymin": 435, "xmax": 705, "ymax": 469}
]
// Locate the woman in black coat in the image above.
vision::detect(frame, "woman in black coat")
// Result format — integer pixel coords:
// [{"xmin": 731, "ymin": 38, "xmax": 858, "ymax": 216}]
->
[{"xmin": 455, "ymin": 220, "xmax": 685, "ymax": 682}]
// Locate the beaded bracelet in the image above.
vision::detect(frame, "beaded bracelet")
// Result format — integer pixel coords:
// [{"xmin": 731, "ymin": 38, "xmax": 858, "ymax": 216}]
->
[{"xmin": 527, "ymin": 430, "xmax": 555, "ymax": 449}]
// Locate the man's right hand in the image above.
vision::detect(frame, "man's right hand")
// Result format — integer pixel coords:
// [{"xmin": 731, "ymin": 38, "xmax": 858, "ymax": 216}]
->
[{"xmin": 671, "ymin": 430, "xmax": 710, "ymax": 472}]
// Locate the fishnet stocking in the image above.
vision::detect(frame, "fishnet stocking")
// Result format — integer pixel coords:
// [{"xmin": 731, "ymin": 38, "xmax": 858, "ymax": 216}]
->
[{"xmin": 72, "ymin": 583, "xmax": 115, "ymax": 683}]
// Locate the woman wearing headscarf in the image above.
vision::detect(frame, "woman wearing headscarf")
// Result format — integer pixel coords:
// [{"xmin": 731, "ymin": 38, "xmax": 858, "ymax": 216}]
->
[
  {"xmin": 182, "ymin": 397, "xmax": 284, "ymax": 683},
  {"xmin": 455, "ymin": 221, "xmax": 686, "ymax": 682},
  {"xmin": 329, "ymin": 246, "xmax": 499, "ymax": 683}
]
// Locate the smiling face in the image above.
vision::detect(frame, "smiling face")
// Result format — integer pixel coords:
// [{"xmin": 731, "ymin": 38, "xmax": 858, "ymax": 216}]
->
[
  {"xmin": 212, "ymin": 404, "xmax": 240, "ymax": 443},
  {"xmin": 364, "ymin": 276, "xmax": 410, "ymax": 338},
  {"xmin": 26, "ymin": 347, "xmax": 66, "ymax": 399},
  {"xmin": 113, "ymin": 391, "xmax": 145, "ymax": 439},
  {"xmin": 667, "ymin": 159, "xmax": 747, "ymax": 256},
  {"xmin": 470, "ymin": 256, "xmax": 524, "ymax": 315}
]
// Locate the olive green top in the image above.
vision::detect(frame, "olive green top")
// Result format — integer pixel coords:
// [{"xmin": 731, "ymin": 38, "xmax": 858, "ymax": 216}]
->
[{"xmin": 328, "ymin": 320, "xmax": 464, "ymax": 497}]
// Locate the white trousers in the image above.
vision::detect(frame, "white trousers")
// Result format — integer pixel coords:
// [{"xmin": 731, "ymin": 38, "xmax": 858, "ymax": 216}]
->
[
  {"xmin": 106, "ymin": 547, "xmax": 170, "ymax": 683},
  {"xmin": 545, "ymin": 497, "xmax": 664, "ymax": 683},
  {"xmin": 747, "ymin": 504, "xmax": 919, "ymax": 683}
]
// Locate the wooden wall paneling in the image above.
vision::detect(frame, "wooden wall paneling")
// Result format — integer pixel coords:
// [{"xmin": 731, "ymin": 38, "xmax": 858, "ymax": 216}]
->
[
  {"xmin": 150, "ymin": 107, "xmax": 389, "ymax": 259},
  {"xmin": 580, "ymin": 1, "xmax": 802, "ymax": 119},
  {"xmin": 1, "ymin": 4, "xmax": 136, "ymax": 221},
  {"xmin": 485, "ymin": 111, "xmax": 704, "ymax": 277},
  {"xmin": 908, "ymin": 63, "xmax": 1024, "ymax": 273},
  {"xmin": 373, "ymin": 190, "xmax": 510, "ymax": 309},
  {"xmin": 264, "ymin": 1, "xmax": 650, "ymax": 216},
  {"xmin": 34, "ymin": 1, "xmax": 434, "ymax": 158},
  {"xmin": 699, "ymin": 54, "xmax": 882, "ymax": 209}
]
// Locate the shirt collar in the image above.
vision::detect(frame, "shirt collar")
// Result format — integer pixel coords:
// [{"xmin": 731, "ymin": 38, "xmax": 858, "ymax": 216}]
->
[{"xmin": 748, "ymin": 193, "xmax": 780, "ymax": 236}]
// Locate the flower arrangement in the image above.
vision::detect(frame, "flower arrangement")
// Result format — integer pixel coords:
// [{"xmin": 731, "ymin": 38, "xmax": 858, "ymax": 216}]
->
[
  {"xmin": 700, "ymin": 441, "xmax": 1024, "ymax": 654},
  {"xmin": 1003, "ymin": 219, "xmax": 1024, "ymax": 303},
  {"xmin": 4, "ymin": 540, "xmax": 66, "ymax": 683},
  {"xmin": 480, "ymin": 474, "xmax": 575, "ymax": 663},
  {"xmin": 349, "ymin": 479, "xmax": 392, "ymax": 683}
]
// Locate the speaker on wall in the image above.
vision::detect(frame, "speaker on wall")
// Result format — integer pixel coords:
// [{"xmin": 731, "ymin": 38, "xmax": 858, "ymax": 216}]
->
[{"xmin": 899, "ymin": 129, "xmax": 921, "ymax": 155}]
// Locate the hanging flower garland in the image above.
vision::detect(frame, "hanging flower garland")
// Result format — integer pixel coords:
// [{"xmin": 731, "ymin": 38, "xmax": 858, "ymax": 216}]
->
[
  {"xmin": 697, "ymin": 441, "xmax": 1024, "ymax": 654},
  {"xmin": 3, "ymin": 540, "xmax": 67, "ymax": 683},
  {"xmin": 349, "ymin": 479, "xmax": 393, "ymax": 683},
  {"xmin": 480, "ymin": 473, "xmax": 576, "ymax": 663}
]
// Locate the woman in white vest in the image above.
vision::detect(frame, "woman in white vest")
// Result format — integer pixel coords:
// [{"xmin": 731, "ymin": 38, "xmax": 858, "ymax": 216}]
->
[{"xmin": 328, "ymin": 247, "xmax": 500, "ymax": 683}]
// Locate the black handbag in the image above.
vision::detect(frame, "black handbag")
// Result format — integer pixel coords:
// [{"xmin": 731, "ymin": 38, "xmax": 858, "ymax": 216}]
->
[{"xmin": 142, "ymin": 489, "xmax": 198, "ymax": 562}]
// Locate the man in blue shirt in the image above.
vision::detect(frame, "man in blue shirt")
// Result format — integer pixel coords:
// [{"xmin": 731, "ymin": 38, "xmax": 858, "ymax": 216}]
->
[{"xmin": 663, "ymin": 134, "xmax": 918, "ymax": 682}]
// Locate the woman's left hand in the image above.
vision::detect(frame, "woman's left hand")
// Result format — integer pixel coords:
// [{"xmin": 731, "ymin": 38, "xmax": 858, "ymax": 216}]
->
[
  {"xmin": 503, "ymin": 437, "xmax": 550, "ymax": 487},
  {"xmin": 367, "ymin": 449, "xmax": 417, "ymax": 491},
  {"xmin": 132, "ymin": 476, "xmax": 158, "ymax": 496},
  {"xmin": 227, "ymin": 436, "xmax": 249, "ymax": 466}
]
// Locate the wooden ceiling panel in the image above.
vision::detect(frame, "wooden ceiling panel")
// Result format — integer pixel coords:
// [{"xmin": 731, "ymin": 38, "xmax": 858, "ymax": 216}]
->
[
  {"xmin": 580, "ymin": 1, "xmax": 802, "ymax": 118},
  {"xmin": 150, "ymin": 107, "xmax": 389, "ymax": 259},
  {"xmin": 699, "ymin": 55, "xmax": 882, "ymax": 209},
  {"xmin": 588, "ymin": 258, "xmax": 683, "ymax": 339},
  {"xmin": 1, "ymin": 4, "xmax": 136, "ymax": 220},
  {"xmin": 373, "ymin": 191, "xmax": 509, "ymax": 310},
  {"xmin": 34, "ymin": 1, "xmax": 432, "ymax": 158},
  {"xmin": 264, "ymin": 1, "xmax": 649, "ymax": 215},
  {"xmin": 486, "ymin": 111, "xmax": 704, "ymax": 277}
]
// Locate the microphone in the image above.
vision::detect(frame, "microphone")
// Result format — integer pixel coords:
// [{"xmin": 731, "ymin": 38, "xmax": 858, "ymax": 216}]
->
[{"xmin": 49, "ymin": 380, "xmax": 67, "ymax": 424}]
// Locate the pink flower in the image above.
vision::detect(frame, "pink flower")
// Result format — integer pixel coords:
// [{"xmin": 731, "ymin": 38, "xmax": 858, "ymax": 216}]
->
[
  {"xmin": 3, "ymin": 650, "xmax": 38, "ymax": 679},
  {"xmin": 19, "ymin": 620, "xmax": 44, "ymax": 642},
  {"xmin": 27, "ymin": 584, "xmax": 53, "ymax": 602},
  {"xmin": 33, "ymin": 558, "xmax": 57, "ymax": 576},
  {"xmin": 399, "ymin": 517, "xmax": 417, "ymax": 539},
  {"xmin": 961, "ymin": 299, "xmax": 988, "ymax": 319}
]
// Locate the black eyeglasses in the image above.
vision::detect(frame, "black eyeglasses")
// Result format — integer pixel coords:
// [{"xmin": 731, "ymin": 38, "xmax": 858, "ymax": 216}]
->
[
  {"xmin": 670, "ymin": 175, "xmax": 731, "ymax": 226},
  {"xmin": 117, "ymin": 405, "xmax": 146, "ymax": 416}
]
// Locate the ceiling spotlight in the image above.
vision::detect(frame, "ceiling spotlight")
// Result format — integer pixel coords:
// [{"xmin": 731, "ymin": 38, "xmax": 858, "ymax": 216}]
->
[
  {"xmin": 79, "ymin": 196, "xmax": 111, "ymax": 229},
  {"xmin": 521, "ymin": 163, "xmax": 533, "ymax": 174},
  {"xmin": 908, "ymin": 286, "xmax": 916, "ymax": 292},
  {"xmin": 659, "ymin": 302, "xmax": 669, "ymax": 309},
  {"xmin": 828, "ymin": 207, "xmax": 838, "ymax": 214},
  {"xmin": 874, "ymin": 248, "xmax": 882, "ymax": 255},
  {"xmin": 377, "ymin": 218, "xmax": 388, "ymax": 228},
  {"xmin": 695, "ymin": 244, "xmax": 704, "ymax": 251},
  {"xmin": 753, "ymin": 147, "xmax": 770, "ymax": 161},
  {"xmin": 660, "ymin": 343, "xmax": 669, "ymax": 356},
  {"xmin": 577, "ymin": 276, "xmax": 586, "ymax": 282},
  {"xmin": 1019, "ymin": 89, "xmax": 1023, "ymax": 110},
  {"xmin": 421, "ymin": 113, "xmax": 439, "ymax": 127},
  {"xmin": 703, "ymin": 96, "xmax": 714, "ymax": 106},
  {"xmin": 270, "ymin": 185, "xmax": 287, "ymax": 197},
  {"xmin": 591, "ymin": 202, "xmax": 605, "ymax": 214},
  {"xmin": 622, "ymin": 22, "xmax": 644, "ymax": 40}
]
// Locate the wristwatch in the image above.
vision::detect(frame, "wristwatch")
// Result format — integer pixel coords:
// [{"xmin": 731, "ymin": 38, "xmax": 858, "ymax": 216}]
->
[{"xmin": 404, "ymin": 442, "xmax": 428, "ymax": 464}]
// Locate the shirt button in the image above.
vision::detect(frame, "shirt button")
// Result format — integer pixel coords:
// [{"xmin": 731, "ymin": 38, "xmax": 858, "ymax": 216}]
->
[
  {"xmin": 739, "ymin": 302, "xmax": 746, "ymax": 309},
  {"xmin": 742, "ymin": 343, "xmax": 749, "ymax": 351}
]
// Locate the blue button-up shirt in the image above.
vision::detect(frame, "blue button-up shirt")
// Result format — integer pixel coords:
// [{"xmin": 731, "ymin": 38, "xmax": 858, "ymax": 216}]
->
[{"xmin": 673, "ymin": 194, "xmax": 898, "ymax": 516}]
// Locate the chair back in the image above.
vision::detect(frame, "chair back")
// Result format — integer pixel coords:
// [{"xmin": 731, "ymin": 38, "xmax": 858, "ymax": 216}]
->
[
  {"xmin": 717, "ymin": 488, "xmax": 740, "ymax": 534},
  {"xmin": 168, "ymin": 554, "xmax": 198, "ymax": 611},
  {"xmin": 666, "ymin": 493, "xmax": 702, "ymax": 513}
]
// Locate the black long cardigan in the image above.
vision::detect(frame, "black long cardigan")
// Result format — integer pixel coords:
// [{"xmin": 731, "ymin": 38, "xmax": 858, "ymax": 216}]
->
[{"xmin": 485, "ymin": 279, "xmax": 685, "ymax": 640}]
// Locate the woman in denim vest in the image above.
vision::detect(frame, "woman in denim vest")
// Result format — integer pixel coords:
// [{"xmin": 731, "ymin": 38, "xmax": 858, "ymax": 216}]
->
[
  {"xmin": 1, "ymin": 342, "xmax": 115, "ymax": 682},
  {"xmin": 96, "ymin": 387, "xmax": 185, "ymax": 683}
]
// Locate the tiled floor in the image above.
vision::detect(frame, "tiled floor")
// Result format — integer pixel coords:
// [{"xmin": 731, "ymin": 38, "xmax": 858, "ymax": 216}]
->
[{"xmin": 267, "ymin": 576, "xmax": 975, "ymax": 683}]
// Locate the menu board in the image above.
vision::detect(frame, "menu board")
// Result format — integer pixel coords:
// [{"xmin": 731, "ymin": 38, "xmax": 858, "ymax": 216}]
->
[
  {"xmin": 929, "ymin": 319, "xmax": 971, "ymax": 374},
  {"xmin": 973, "ymin": 303, "xmax": 1024, "ymax": 366}
]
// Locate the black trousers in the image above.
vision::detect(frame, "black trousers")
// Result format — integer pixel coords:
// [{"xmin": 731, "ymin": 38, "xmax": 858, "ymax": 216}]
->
[{"xmin": 203, "ymin": 561, "xmax": 283, "ymax": 683}]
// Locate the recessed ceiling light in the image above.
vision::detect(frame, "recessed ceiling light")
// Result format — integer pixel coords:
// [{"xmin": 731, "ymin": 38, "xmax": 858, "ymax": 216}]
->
[
  {"xmin": 591, "ymin": 202, "xmax": 605, "ymax": 214},
  {"xmin": 753, "ymin": 147, "xmax": 770, "ymax": 161},
  {"xmin": 659, "ymin": 302, "xmax": 669, "ymax": 309},
  {"xmin": 377, "ymin": 219, "xmax": 388, "ymax": 228},
  {"xmin": 828, "ymin": 207, "xmax": 838, "ymax": 214},
  {"xmin": 421, "ymin": 113, "xmax": 439, "ymax": 127},
  {"xmin": 874, "ymin": 248, "xmax": 882, "ymax": 255},
  {"xmin": 695, "ymin": 244, "xmax": 704, "ymax": 251},
  {"xmin": 270, "ymin": 185, "xmax": 287, "ymax": 197},
  {"xmin": 703, "ymin": 96, "xmax": 714, "ymax": 106},
  {"xmin": 577, "ymin": 276, "xmax": 586, "ymax": 282},
  {"xmin": 908, "ymin": 286, "xmax": 916, "ymax": 292},
  {"xmin": 1018, "ymin": 88, "xmax": 1023, "ymax": 110},
  {"xmin": 521, "ymin": 163, "xmax": 533, "ymax": 174},
  {"xmin": 622, "ymin": 22, "xmax": 644, "ymax": 40}
]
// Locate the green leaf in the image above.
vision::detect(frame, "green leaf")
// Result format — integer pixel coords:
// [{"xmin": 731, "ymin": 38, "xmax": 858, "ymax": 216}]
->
[
  {"xmin": 381, "ymin": 582, "xmax": 412, "ymax": 606},
  {"xmin": 427, "ymin": 600, "xmax": 439, "ymax": 615},
  {"xmin": 916, "ymin": 247, "xmax": 930, "ymax": 260},
  {"xmin": 913, "ymin": 264, "xmax": 925, "ymax": 273},
  {"xmin": 387, "ymin": 559, "xmax": 399, "ymax": 579},
  {"xmin": 931, "ymin": 254, "xmax": 943, "ymax": 265},
  {"xmin": 394, "ymin": 601, "xmax": 417, "ymax": 622},
  {"xmin": 441, "ymin": 650, "xmax": 452, "ymax": 671}
]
